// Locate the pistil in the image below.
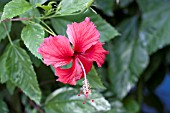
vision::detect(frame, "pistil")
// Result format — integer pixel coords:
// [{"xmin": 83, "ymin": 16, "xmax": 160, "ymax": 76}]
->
[{"xmin": 78, "ymin": 59, "xmax": 90, "ymax": 98}]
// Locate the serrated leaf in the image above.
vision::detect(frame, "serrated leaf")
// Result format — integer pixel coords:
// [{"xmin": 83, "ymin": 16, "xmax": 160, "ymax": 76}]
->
[
  {"xmin": 77, "ymin": 66, "xmax": 106, "ymax": 90},
  {"xmin": 5, "ymin": 45, "xmax": 41, "ymax": 104},
  {"xmin": 45, "ymin": 87, "xmax": 111, "ymax": 113},
  {"xmin": 21, "ymin": 23, "xmax": 44, "ymax": 59},
  {"xmin": 57, "ymin": 0, "xmax": 93, "ymax": 15},
  {"xmin": 0, "ymin": 99, "xmax": 8, "ymax": 113},
  {"xmin": 137, "ymin": 0, "xmax": 170, "ymax": 54},
  {"xmin": 107, "ymin": 16, "xmax": 149, "ymax": 98},
  {"xmin": 0, "ymin": 21, "xmax": 11, "ymax": 42},
  {"xmin": 1, "ymin": 0, "xmax": 32, "ymax": 20},
  {"xmin": 51, "ymin": 9, "xmax": 119, "ymax": 42}
]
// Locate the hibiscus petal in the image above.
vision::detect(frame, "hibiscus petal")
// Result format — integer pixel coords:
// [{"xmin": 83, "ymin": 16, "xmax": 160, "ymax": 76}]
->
[
  {"xmin": 38, "ymin": 35, "xmax": 73, "ymax": 67},
  {"xmin": 66, "ymin": 17, "xmax": 100, "ymax": 52},
  {"xmin": 78, "ymin": 55, "xmax": 93, "ymax": 77},
  {"xmin": 55, "ymin": 58, "xmax": 83, "ymax": 85},
  {"xmin": 81, "ymin": 42, "xmax": 108, "ymax": 67}
]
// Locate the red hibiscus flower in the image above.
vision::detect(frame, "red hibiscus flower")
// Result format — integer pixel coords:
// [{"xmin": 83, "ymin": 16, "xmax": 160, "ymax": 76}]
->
[{"xmin": 38, "ymin": 17, "xmax": 108, "ymax": 98}]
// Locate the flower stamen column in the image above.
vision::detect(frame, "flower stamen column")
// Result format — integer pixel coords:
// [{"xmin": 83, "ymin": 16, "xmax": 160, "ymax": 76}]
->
[{"xmin": 79, "ymin": 59, "xmax": 91, "ymax": 98}]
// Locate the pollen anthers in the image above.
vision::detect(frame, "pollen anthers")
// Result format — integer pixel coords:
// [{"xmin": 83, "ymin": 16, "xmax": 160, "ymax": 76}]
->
[
  {"xmin": 82, "ymin": 79, "xmax": 91, "ymax": 98},
  {"xmin": 77, "ymin": 60, "xmax": 94, "ymax": 104},
  {"xmin": 78, "ymin": 83, "xmax": 94, "ymax": 104}
]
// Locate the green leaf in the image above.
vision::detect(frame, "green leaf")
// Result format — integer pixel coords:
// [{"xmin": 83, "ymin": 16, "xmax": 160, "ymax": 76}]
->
[
  {"xmin": 0, "ymin": 0, "xmax": 11, "ymax": 12},
  {"xmin": 0, "ymin": 21, "xmax": 11, "ymax": 42},
  {"xmin": 95, "ymin": 0, "xmax": 133, "ymax": 14},
  {"xmin": 119, "ymin": 0, "xmax": 133, "ymax": 7},
  {"xmin": 107, "ymin": 16, "xmax": 149, "ymax": 98},
  {"xmin": 107, "ymin": 100, "xmax": 126, "ymax": 113},
  {"xmin": 137, "ymin": 0, "xmax": 161, "ymax": 13},
  {"xmin": 123, "ymin": 96, "xmax": 140, "ymax": 113},
  {"xmin": 77, "ymin": 66, "xmax": 106, "ymax": 89},
  {"xmin": 0, "ymin": 99, "xmax": 8, "ymax": 113},
  {"xmin": 137, "ymin": 0, "xmax": 170, "ymax": 54},
  {"xmin": 0, "ymin": 58, "xmax": 8, "ymax": 83},
  {"xmin": 0, "ymin": 46, "xmax": 10, "ymax": 83},
  {"xmin": 95, "ymin": 0, "xmax": 114, "ymax": 16},
  {"xmin": 57, "ymin": 0, "xmax": 93, "ymax": 15},
  {"xmin": 51, "ymin": 9, "xmax": 119, "ymax": 42},
  {"xmin": 45, "ymin": 87, "xmax": 111, "ymax": 113},
  {"xmin": 21, "ymin": 23, "xmax": 44, "ymax": 59},
  {"xmin": 5, "ymin": 44, "xmax": 41, "ymax": 104},
  {"xmin": 6, "ymin": 80, "xmax": 16, "ymax": 95},
  {"xmin": 29, "ymin": 52, "xmax": 42, "ymax": 67},
  {"xmin": 20, "ymin": 9, "xmax": 40, "ymax": 24},
  {"xmin": 1, "ymin": 0, "xmax": 32, "ymax": 20},
  {"xmin": 29, "ymin": 0, "xmax": 47, "ymax": 5},
  {"xmin": 31, "ymin": 109, "xmax": 38, "ymax": 113},
  {"xmin": 106, "ymin": 98, "xmax": 139, "ymax": 113}
]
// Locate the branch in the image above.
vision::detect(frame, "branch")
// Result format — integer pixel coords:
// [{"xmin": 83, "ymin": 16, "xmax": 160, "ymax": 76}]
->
[
  {"xmin": 28, "ymin": 99, "xmax": 44, "ymax": 113},
  {"xmin": 1, "ymin": 17, "xmax": 32, "ymax": 22}
]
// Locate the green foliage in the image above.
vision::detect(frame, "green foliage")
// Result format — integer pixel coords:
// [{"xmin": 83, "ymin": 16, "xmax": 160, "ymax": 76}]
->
[
  {"xmin": 5, "ymin": 45, "xmax": 41, "ymax": 104},
  {"xmin": 106, "ymin": 97, "xmax": 139, "ymax": 113},
  {"xmin": 21, "ymin": 23, "xmax": 44, "ymax": 59},
  {"xmin": 20, "ymin": 9, "xmax": 40, "ymax": 24},
  {"xmin": 0, "ymin": 99, "xmax": 8, "ymax": 113},
  {"xmin": 36, "ymin": 1, "xmax": 57, "ymax": 15},
  {"xmin": 123, "ymin": 96, "xmax": 140, "ymax": 113},
  {"xmin": 0, "ymin": 0, "xmax": 170, "ymax": 112},
  {"xmin": 0, "ymin": 46, "xmax": 10, "ymax": 83},
  {"xmin": 0, "ymin": 21, "xmax": 11, "ymax": 42},
  {"xmin": 51, "ymin": 9, "xmax": 119, "ymax": 42},
  {"xmin": 119, "ymin": 0, "xmax": 133, "ymax": 7},
  {"xmin": 1, "ymin": 0, "xmax": 32, "ymax": 20},
  {"xmin": 6, "ymin": 80, "xmax": 16, "ymax": 95},
  {"xmin": 57, "ymin": 0, "xmax": 93, "ymax": 15},
  {"xmin": 95, "ymin": 0, "xmax": 114, "ymax": 16},
  {"xmin": 29, "ymin": 0, "xmax": 47, "ymax": 6},
  {"xmin": 137, "ymin": 0, "xmax": 170, "ymax": 54},
  {"xmin": 45, "ymin": 87, "xmax": 111, "ymax": 113},
  {"xmin": 108, "ymin": 16, "xmax": 149, "ymax": 98},
  {"xmin": 77, "ymin": 66, "xmax": 106, "ymax": 89}
]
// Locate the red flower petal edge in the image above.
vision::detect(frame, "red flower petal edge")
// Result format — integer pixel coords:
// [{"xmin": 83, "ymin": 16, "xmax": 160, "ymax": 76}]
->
[{"xmin": 38, "ymin": 17, "xmax": 108, "ymax": 100}]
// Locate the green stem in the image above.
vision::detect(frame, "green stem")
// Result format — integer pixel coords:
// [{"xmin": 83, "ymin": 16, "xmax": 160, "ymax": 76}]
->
[
  {"xmin": 1, "ymin": 18, "xmax": 32, "ymax": 22},
  {"xmin": 40, "ymin": 20, "xmax": 56, "ymax": 36},
  {"xmin": 36, "ymin": 18, "xmax": 56, "ymax": 36},
  {"xmin": 43, "ymin": 27, "xmax": 56, "ymax": 36},
  {"xmin": 3, "ymin": 22, "xmax": 13, "ymax": 46}
]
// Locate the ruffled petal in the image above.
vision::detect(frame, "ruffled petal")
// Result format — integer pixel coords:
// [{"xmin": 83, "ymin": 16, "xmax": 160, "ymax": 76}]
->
[
  {"xmin": 81, "ymin": 42, "xmax": 108, "ymax": 67},
  {"xmin": 66, "ymin": 17, "xmax": 100, "ymax": 52},
  {"xmin": 55, "ymin": 58, "xmax": 83, "ymax": 85},
  {"xmin": 38, "ymin": 35, "xmax": 73, "ymax": 67}
]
